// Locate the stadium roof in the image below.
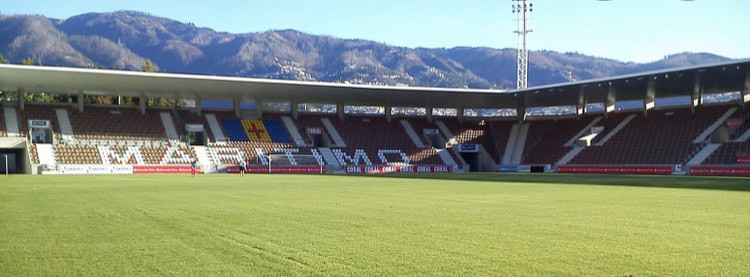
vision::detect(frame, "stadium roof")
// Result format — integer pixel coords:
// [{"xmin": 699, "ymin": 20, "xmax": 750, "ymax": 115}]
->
[{"xmin": 0, "ymin": 58, "xmax": 748, "ymax": 114}]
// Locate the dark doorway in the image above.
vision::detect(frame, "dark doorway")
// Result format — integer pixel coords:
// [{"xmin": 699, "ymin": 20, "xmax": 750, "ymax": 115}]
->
[
  {"xmin": 460, "ymin": 152, "xmax": 479, "ymax": 172},
  {"xmin": 0, "ymin": 150, "xmax": 24, "ymax": 174}
]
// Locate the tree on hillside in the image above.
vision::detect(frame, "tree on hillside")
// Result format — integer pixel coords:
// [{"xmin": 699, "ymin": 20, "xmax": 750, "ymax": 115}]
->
[
  {"xmin": 142, "ymin": 59, "xmax": 156, "ymax": 72},
  {"xmin": 16, "ymin": 57, "xmax": 55, "ymax": 102},
  {"xmin": 0, "ymin": 54, "xmax": 7, "ymax": 64},
  {"xmin": 141, "ymin": 59, "xmax": 184, "ymax": 107}
]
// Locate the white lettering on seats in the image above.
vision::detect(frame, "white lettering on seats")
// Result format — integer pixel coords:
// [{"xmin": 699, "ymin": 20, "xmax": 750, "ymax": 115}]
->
[
  {"xmin": 160, "ymin": 147, "xmax": 193, "ymax": 164},
  {"xmin": 377, "ymin": 149, "xmax": 410, "ymax": 165},
  {"xmin": 98, "ymin": 146, "xmax": 145, "ymax": 165},
  {"xmin": 208, "ymin": 147, "xmax": 246, "ymax": 165},
  {"xmin": 332, "ymin": 149, "xmax": 372, "ymax": 166}
]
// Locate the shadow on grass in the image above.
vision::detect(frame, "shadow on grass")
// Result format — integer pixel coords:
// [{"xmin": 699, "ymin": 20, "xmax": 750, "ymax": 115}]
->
[{"xmin": 347, "ymin": 172, "xmax": 750, "ymax": 192}]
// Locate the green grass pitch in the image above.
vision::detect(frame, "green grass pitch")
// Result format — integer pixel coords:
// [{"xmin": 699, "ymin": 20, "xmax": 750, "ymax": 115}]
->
[{"xmin": 1, "ymin": 173, "xmax": 749, "ymax": 276}]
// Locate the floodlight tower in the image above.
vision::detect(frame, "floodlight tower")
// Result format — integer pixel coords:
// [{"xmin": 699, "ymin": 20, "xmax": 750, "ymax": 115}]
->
[{"xmin": 512, "ymin": 0, "xmax": 533, "ymax": 89}]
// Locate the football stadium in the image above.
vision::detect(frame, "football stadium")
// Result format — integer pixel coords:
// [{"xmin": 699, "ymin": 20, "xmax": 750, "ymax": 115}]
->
[
  {"xmin": 1, "ymin": 57, "xmax": 749, "ymax": 276},
  {"xmin": 1, "ymin": 3, "xmax": 750, "ymax": 274}
]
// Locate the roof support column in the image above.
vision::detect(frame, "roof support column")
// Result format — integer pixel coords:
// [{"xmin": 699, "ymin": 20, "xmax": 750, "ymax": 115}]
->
[
  {"xmin": 691, "ymin": 71, "xmax": 703, "ymax": 110},
  {"xmin": 605, "ymin": 83, "xmax": 616, "ymax": 116},
  {"xmin": 516, "ymin": 107, "xmax": 526, "ymax": 123},
  {"xmin": 233, "ymin": 99, "xmax": 240, "ymax": 118},
  {"xmin": 577, "ymin": 86, "xmax": 586, "ymax": 116},
  {"xmin": 644, "ymin": 77, "xmax": 656, "ymax": 114},
  {"xmin": 78, "ymin": 91, "xmax": 84, "ymax": 113},
  {"xmin": 426, "ymin": 106, "xmax": 433, "ymax": 123},
  {"xmin": 337, "ymin": 102, "xmax": 344, "ymax": 121},
  {"xmin": 291, "ymin": 101, "xmax": 299, "ymax": 120},
  {"xmin": 742, "ymin": 67, "xmax": 750, "ymax": 104},
  {"xmin": 194, "ymin": 96, "xmax": 201, "ymax": 115},
  {"xmin": 516, "ymin": 93, "xmax": 526, "ymax": 123},
  {"xmin": 139, "ymin": 93, "xmax": 146, "ymax": 115},
  {"xmin": 457, "ymin": 107, "xmax": 464, "ymax": 124},
  {"xmin": 255, "ymin": 100, "xmax": 263, "ymax": 119},
  {"xmin": 18, "ymin": 89, "xmax": 25, "ymax": 111},
  {"xmin": 385, "ymin": 106, "xmax": 392, "ymax": 122}
]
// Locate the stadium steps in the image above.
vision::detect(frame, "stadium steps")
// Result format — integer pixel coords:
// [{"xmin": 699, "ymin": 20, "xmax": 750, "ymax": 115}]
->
[
  {"xmin": 687, "ymin": 143, "xmax": 721, "ymax": 165},
  {"xmin": 36, "ymin": 143, "xmax": 56, "ymax": 166},
  {"xmin": 564, "ymin": 116, "xmax": 602, "ymax": 147},
  {"xmin": 320, "ymin": 117, "xmax": 346, "ymax": 147},
  {"xmin": 593, "ymin": 114, "xmax": 636, "ymax": 146},
  {"xmin": 734, "ymin": 128, "xmax": 750, "ymax": 142},
  {"xmin": 556, "ymin": 146, "xmax": 585, "ymax": 166},
  {"xmin": 693, "ymin": 107, "xmax": 737, "ymax": 143},
  {"xmin": 399, "ymin": 120, "xmax": 426, "ymax": 148},
  {"xmin": 436, "ymin": 148, "xmax": 457, "ymax": 169},
  {"xmin": 159, "ymin": 112, "xmax": 180, "ymax": 140},
  {"xmin": 55, "ymin": 108, "xmax": 75, "ymax": 142},
  {"xmin": 204, "ymin": 113, "xmax": 226, "ymax": 141},
  {"xmin": 281, "ymin": 116, "xmax": 308, "ymax": 146},
  {"xmin": 434, "ymin": 120, "xmax": 455, "ymax": 146},
  {"xmin": 193, "ymin": 145, "xmax": 213, "ymax": 173},
  {"xmin": 3, "ymin": 106, "xmax": 19, "ymax": 136},
  {"xmin": 501, "ymin": 123, "xmax": 520, "ymax": 165},
  {"xmin": 317, "ymin": 147, "xmax": 342, "ymax": 171},
  {"xmin": 509, "ymin": 123, "xmax": 529, "ymax": 165}
]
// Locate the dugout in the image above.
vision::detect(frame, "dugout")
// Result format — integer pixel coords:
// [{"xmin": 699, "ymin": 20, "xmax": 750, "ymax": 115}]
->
[{"xmin": 0, "ymin": 147, "xmax": 29, "ymax": 174}]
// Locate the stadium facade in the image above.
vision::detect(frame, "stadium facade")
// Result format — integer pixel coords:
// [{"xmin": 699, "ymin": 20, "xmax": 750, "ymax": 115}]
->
[{"xmin": 0, "ymin": 59, "xmax": 749, "ymax": 176}]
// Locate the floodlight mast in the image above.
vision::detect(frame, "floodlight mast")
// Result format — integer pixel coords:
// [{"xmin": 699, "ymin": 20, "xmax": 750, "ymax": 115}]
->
[{"xmin": 512, "ymin": 0, "xmax": 533, "ymax": 89}]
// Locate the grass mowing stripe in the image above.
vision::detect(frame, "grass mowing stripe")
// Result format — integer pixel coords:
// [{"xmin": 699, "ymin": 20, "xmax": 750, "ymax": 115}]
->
[{"xmin": 1, "ymin": 174, "xmax": 748, "ymax": 276}]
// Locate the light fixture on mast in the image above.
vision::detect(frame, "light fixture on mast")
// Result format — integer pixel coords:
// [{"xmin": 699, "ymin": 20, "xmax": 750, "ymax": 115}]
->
[{"xmin": 512, "ymin": 0, "xmax": 532, "ymax": 89}]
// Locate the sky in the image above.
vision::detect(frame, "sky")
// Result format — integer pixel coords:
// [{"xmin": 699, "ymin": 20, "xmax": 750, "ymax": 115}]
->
[{"xmin": 2, "ymin": 0, "xmax": 748, "ymax": 63}]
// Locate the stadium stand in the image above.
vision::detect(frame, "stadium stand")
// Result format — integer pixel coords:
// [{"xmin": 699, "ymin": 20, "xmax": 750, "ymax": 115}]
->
[
  {"xmin": 488, "ymin": 121, "xmax": 515, "ymax": 162},
  {"xmin": 68, "ymin": 106, "xmax": 167, "ymax": 142},
  {"xmin": 521, "ymin": 117, "xmax": 597, "ymax": 165},
  {"xmin": 17, "ymin": 103, "xmax": 63, "ymax": 136},
  {"xmin": 570, "ymin": 106, "xmax": 726, "ymax": 165},
  {"xmin": 437, "ymin": 117, "xmax": 501, "ymax": 164},
  {"xmin": 313, "ymin": 114, "xmax": 444, "ymax": 165},
  {"xmin": 54, "ymin": 145, "xmax": 102, "ymax": 164},
  {"xmin": 704, "ymin": 142, "xmax": 750, "ymax": 165},
  {"xmin": 4, "ymin": 100, "xmax": 748, "ymax": 175}
]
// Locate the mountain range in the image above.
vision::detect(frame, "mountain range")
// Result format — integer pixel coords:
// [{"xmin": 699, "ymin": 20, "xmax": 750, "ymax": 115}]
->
[{"xmin": 0, "ymin": 11, "xmax": 733, "ymax": 89}]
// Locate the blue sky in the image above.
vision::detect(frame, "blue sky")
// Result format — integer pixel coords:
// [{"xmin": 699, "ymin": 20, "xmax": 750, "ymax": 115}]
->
[{"xmin": 3, "ymin": 0, "xmax": 748, "ymax": 63}]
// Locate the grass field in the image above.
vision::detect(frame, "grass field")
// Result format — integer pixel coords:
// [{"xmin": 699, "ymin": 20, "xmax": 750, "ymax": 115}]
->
[{"xmin": 1, "ymin": 173, "xmax": 749, "ymax": 276}]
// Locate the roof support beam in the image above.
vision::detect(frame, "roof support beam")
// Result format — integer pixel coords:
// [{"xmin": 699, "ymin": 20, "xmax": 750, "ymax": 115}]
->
[
  {"xmin": 18, "ymin": 89, "xmax": 25, "ymax": 111},
  {"xmin": 743, "ymin": 67, "xmax": 750, "ymax": 104},
  {"xmin": 516, "ymin": 93, "xmax": 526, "ymax": 122},
  {"xmin": 255, "ymin": 100, "xmax": 263, "ymax": 119},
  {"xmin": 605, "ymin": 83, "xmax": 616, "ymax": 116},
  {"xmin": 516, "ymin": 106, "xmax": 526, "ymax": 122},
  {"xmin": 385, "ymin": 106, "xmax": 392, "ymax": 122},
  {"xmin": 577, "ymin": 86, "xmax": 586, "ymax": 116},
  {"xmin": 194, "ymin": 95, "xmax": 201, "ymax": 115},
  {"xmin": 692, "ymin": 71, "xmax": 703, "ymax": 109},
  {"xmin": 78, "ymin": 90, "xmax": 84, "ymax": 113},
  {"xmin": 457, "ymin": 107, "xmax": 464, "ymax": 124},
  {"xmin": 139, "ymin": 93, "xmax": 146, "ymax": 115},
  {"xmin": 426, "ymin": 106, "xmax": 433, "ymax": 123},
  {"xmin": 291, "ymin": 101, "xmax": 299, "ymax": 120},
  {"xmin": 644, "ymin": 77, "xmax": 656, "ymax": 114},
  {"xmin": 233, "ymin": 99, "xmax": 240, "ymax": 118},
  {"xmin": 337, "ymin": 102, "xmax": 344, "ymax": 121}
]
